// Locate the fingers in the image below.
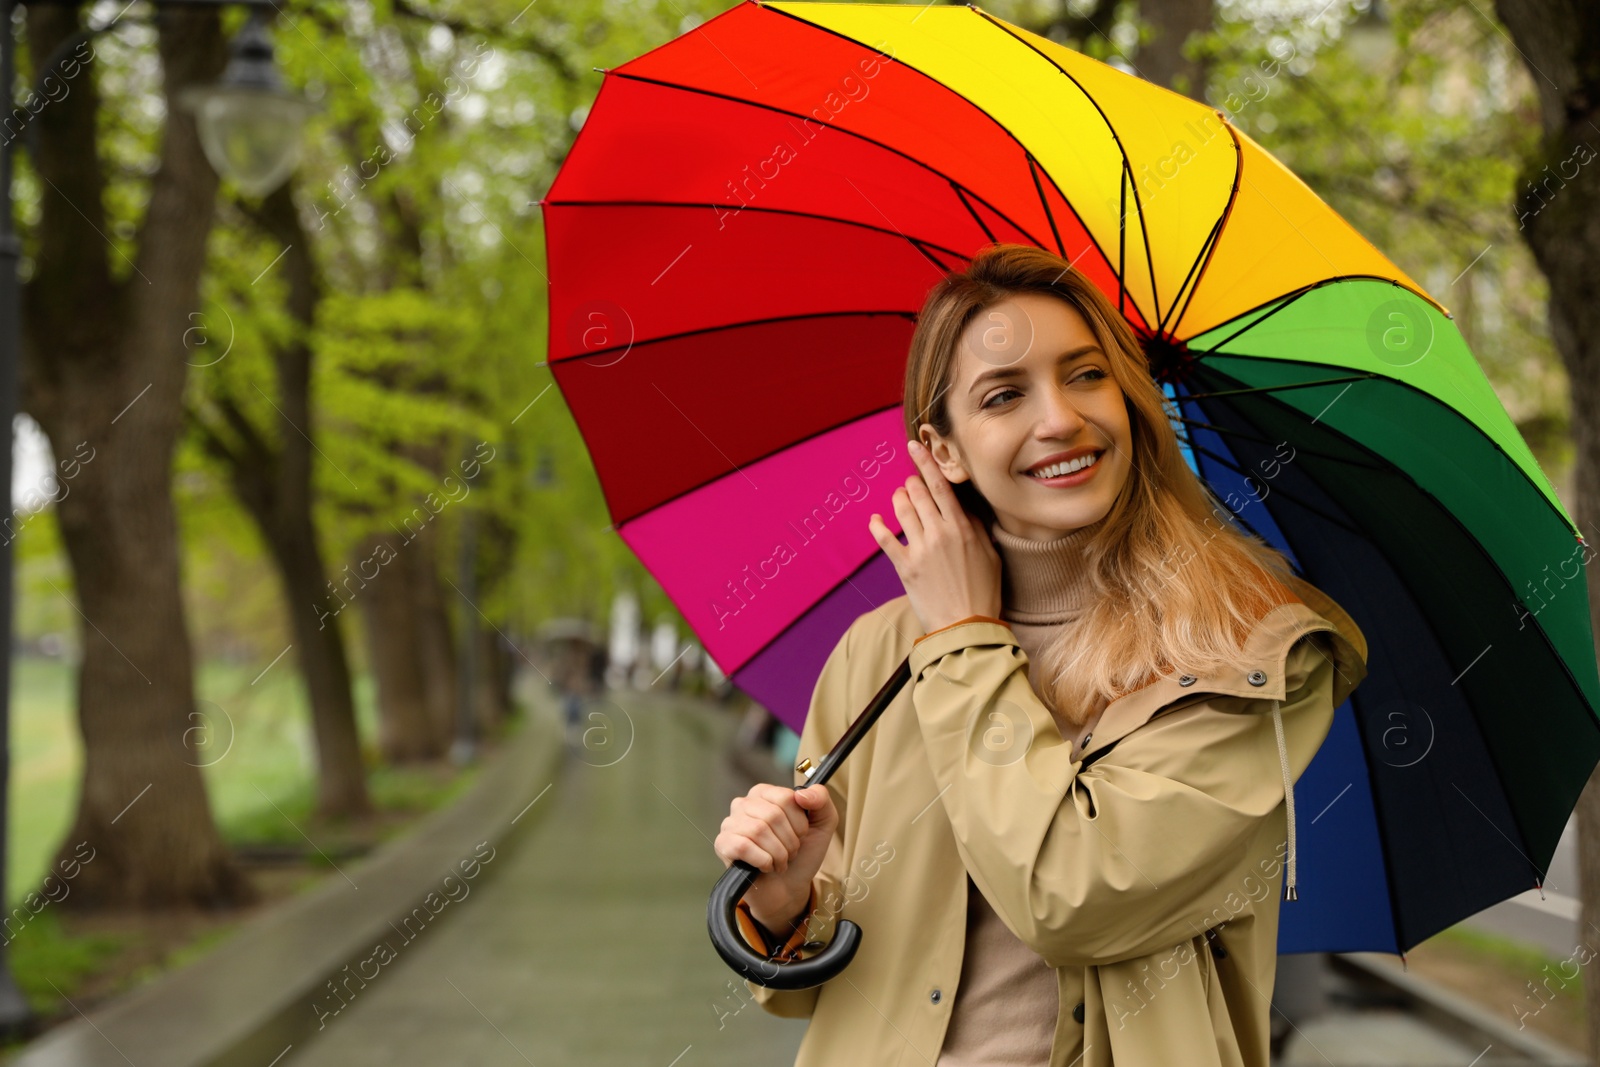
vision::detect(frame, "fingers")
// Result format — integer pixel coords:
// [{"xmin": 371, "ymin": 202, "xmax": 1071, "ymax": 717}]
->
[
  {"xmin": 891, "ymin": 480, "xmax": 924, "ymax": 542},
  {"xmin": 967, "ymin": 510, "xmax": 997, "ymax": 555},
  {"xmin": 906, "ymin": 439, "xmax": 961, "ymax": 523},
  {"xmin": 715, "ymin": 830, "xmax": 777, "ymax": 873},
  {"xmin": 745, "ymin": 794, "xmax": 804, "ymax": 856},
  {"xmin": 716, "ymin": 814, "xmax": 790, "ymax": 873},
  {"xmin": 717, "ymin": 785, "xmax": 807, "ymax": 873},
  {"xmin": 867, "ymin": 512, "xmax": 905, "ymax": 567},
  {"xmin": 753, "ymin": 783, "xmax": 810, "ymax": 841}
]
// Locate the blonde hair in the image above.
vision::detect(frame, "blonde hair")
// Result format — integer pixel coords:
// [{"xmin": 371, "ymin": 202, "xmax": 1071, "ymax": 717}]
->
[{"xmin": 902, "ymin": 243, "xmax": 1301, "ymax": 725}]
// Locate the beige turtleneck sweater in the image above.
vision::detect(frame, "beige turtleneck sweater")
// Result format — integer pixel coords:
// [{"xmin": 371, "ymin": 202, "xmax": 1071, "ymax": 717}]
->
[{"xmin": 935, "ymin": 514, "xmax": 1108, "ymax": 1067}]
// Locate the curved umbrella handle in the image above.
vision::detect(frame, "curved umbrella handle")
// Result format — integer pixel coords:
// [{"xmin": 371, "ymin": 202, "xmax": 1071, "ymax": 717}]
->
[
  {"xmin": 707, "ymin": 860, "xmax": 863, "ymax": 989},
  {"xmin": 706, "ymin": 657, "xmax": 912, "ymax": 989}
]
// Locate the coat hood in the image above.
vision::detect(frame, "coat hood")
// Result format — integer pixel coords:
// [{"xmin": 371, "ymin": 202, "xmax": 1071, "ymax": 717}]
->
[{"xmin": 1076, "ymin": 569, "xmax": 1369, "ymax": 901}]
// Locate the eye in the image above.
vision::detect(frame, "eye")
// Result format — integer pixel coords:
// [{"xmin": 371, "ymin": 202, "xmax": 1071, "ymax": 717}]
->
[
  {"xmin": 981, "ymin": 387, "xmax": 1021, "ymax": 410},
  {"xmin": 1075, "ymin": 367, "xmax": 1108, "ymax": 383}
]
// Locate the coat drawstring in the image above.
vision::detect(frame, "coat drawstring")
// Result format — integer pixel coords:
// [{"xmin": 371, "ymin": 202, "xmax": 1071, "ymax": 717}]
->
[{"xmin": 1271, "ymin": 699, "xmax": 1297, "ymax": 901}]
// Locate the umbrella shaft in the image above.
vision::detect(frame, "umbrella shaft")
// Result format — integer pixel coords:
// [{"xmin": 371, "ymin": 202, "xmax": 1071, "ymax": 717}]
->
[{"xmin": 798, "ymin": 656, "xmax": 912, "ymax": 788}]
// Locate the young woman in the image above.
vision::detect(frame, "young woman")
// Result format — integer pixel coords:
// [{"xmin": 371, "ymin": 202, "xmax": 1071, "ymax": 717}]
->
[{"xmin": 713, "ymin": 244, "xmax": 1368, "ymax": 1067}]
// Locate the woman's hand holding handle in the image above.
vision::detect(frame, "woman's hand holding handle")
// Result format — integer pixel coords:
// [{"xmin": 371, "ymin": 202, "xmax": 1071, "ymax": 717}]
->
[{"xmin": 715, "ymin": 781, "xmax": 838, "ymax": 937}]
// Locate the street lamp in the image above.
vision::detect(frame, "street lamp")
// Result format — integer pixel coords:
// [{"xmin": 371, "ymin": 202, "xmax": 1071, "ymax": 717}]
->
[{"xmin": 181, "ymin": 9, "xmax": 314, "ymax": 197}]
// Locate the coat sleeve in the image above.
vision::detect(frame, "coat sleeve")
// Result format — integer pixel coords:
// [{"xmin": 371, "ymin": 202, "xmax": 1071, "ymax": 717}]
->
[
  {"xmin": 907, "ymin": 617, "xmax": 1342, "ymax": 969},
  {"xmin": 741, "ymin": 620, "xmax": 859, "ymax": 1018}
]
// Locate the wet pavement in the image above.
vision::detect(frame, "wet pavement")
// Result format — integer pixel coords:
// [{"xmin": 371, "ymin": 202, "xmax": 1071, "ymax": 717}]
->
[{"xmin": 285, "ymin": 689, "xmax": 806, "ymax": 1067}]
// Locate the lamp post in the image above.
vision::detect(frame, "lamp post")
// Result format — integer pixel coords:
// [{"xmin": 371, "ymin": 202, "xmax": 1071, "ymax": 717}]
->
[
  {"xmin": 180, "ymin": 8, "xmax": 315, "ymax": 197},
  {"xmin": 0, "ymin": 0, "xmax": 308, "ymax": 1036}
]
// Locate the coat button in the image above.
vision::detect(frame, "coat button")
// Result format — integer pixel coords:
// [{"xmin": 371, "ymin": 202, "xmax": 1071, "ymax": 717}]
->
[
  {"xmin": 1072, "ymin": 1001, "xmax": 1085, "ymax": 1024},
  {"xmin": 930, "ymin": 988, "xmax": 942, "ymax": 1004},
  {"xmin": 1178, "ymin": 674, "xmax": 1196, "ymax": 687},
  {"xmin": 1247, "ymin": 670, "xmax": 1267, "ymax": 686}
]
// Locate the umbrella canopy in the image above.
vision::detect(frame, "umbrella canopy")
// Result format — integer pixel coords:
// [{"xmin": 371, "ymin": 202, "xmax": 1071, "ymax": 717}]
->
[{"xmin": 542, "ymin": 0, "xmax": 1600, "ymax": 957}]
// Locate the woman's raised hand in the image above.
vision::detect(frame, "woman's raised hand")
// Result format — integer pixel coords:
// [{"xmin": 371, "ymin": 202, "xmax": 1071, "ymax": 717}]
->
[
  {"xmin": 868, "ymin": 439, "xmax": 1002, "ymax": 635},
  {"xmin": 715, "ymin": 781, "xmax": 837, "ymax": 936}
]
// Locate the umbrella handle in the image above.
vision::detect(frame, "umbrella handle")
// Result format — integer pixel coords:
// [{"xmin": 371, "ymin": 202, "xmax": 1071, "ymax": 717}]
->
[{"xmin": 707, "ymin": 657, "xmax": 912, "ymax": 989}]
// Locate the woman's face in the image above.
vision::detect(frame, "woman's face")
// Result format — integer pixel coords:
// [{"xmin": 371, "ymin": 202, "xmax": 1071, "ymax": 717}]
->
[{"xmin": 919, "ymin": 291, "xmax": 1134, "ymax": 542}]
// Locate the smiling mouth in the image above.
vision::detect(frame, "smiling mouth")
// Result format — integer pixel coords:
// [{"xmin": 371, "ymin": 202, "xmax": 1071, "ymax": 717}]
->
[{"xmin": 1025, "ymin": 451, "xmax": 1103, "ymax": 479}]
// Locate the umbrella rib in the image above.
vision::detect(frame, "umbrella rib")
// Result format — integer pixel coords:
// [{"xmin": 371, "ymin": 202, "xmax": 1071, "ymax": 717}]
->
[
  {"xmin": 1162, "ymin": 117, "xmax": 1246, "ymax": 339},
  {"xmin": 1158, "ymin": 157, "xmax": 1238, "ymax": 337},
  {"xmin": 551, "ymin": 308, "xmax": 916, "ymax": 363},
  {"xmin": 952, "ymin": 183, "xmax": 997, "ymax": 244},
  {"xmin": 1156, "ymin": 208, "xmax": 1222, "ymax": 337},
  {"xmin": 1192, "ymin": 362, "xmax": 1598, "ymax": 714},
  {"xmin": 602, "ymin": 69, "xmax": 1053, "ymax": 254},
  {"xmin": 1174, "ymin": 422, "xmax": 1280, "ymax": 554},
  {"xmin": 546, "ymin": 198, "xmax": 974, "ymax": 265},
  {"xmin": 1190, "ymin": 351, "xmax": 1582, "ymax": 543},
  {"xmin": 1118, "ymin": 168, "xmax": 1130, "ymax": 316},
  {"xmin": 1025, "ymin": 155, "xmax": 1067, "ymax": 258},
  {"xmin": 1204, "ymin": 488, "xmax": 1276, "ymax": 549},
  {"xmin": 908, "ymin": 237, "xmax": 961, "ymax": 274},
  {"xmin": 1170, "ymin": 415, "xmax": 1386, "ymax": 471},
  {"xmin": 1179, "ymin": 372, "xmax": 1381, "ymax": 401},
  {"xmin": 1185, "ymin": 436, "xmax": 1311, "ymax": 562},
  {"xmin": 1184, "ymin": 440, "xmax": 1368, "ymax": 540},
  {"xmin": 974, "ymin": 8, "xmax": 1160, "ymax": 318},
  {"xmin": 1184, "ymin": 289, "xmax": 1312, "ymax": 356},
  {"xmin": 1184, "ymin": 275, "xmax": 1445, "ymax": 357},
  {"xmin": 1129, "ymin": 162, "xmax": 1161, "ymax": 322}
]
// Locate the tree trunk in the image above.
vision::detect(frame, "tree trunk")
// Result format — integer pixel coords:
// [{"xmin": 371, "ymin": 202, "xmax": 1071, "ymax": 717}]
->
[
  {"xmin": 271, "ymin": 521, "xmax": 370, "ymax": 815},
  {"xmin": 1134, "ymin": 0, "xmax": 1213, "ymax": 96},
  {"xmin": 195, "ymin": 184, "xmax": 371, "ymax": 817},
  {"xmin": 21, "ymin": 5, "xmax": 250, "ymax": 906},
  {"xmin": 1491, "ymin": 0, "xmax": 1600, "ymax": 1057},
  {"xmin": 358, "ymin": 534, "xmax": 443, "ymax": 761},
  {"xmin": 258, "ymin": 187, "xmax": 370, "ymax": 817},
  {"xmin": 404, "ymin": 520, "xmax": 460, "ymax": 748},
  {"xmin": 477, "ymin": 627, "xmax": 511, "ymax": 731},
  {"xmin": 471, "ymin": 509, "xmax": 519, "ymax": 733}
]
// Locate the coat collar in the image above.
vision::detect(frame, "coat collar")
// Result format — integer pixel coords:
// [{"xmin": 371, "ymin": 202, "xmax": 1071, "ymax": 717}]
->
[{"xmin": 1077, "ymin": 571, "xmax": 1368, "ymax": 762}]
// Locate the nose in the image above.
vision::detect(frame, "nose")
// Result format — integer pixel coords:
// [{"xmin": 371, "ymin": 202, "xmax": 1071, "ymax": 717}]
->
[{"xmin": 1034, "ymin": 379, "xmax": 1088, "ymax": 440}]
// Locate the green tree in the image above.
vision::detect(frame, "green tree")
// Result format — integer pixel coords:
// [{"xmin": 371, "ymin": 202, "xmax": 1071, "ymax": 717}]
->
[{"xmin": 20, "ymin": 5, "xmax": 249, "ymax": 907}]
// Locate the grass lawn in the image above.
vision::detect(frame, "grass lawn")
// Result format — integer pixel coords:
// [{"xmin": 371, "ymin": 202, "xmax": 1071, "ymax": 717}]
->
[
  {"xmin": 10, "ymin": 652, "xmax": 498, "ymax": 892},
  {"xmin": 9, "ymin": 652, "xmax": 392, "ymax": 902},
  {"xmin": 1404, "ymin": 923, "xmax": 1588, "ymax": 1055},
  {"xmin": 4, "ymin": 653, "xmax": 501, "ymax": 1028}
]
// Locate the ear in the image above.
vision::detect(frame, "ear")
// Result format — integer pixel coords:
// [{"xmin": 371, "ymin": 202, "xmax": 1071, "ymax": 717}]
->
[{"xmin": 917, "ymin": 424, "xmax": 971, "ymax": 485}]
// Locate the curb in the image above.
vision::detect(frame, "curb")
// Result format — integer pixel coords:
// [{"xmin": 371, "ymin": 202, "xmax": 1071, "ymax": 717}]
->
[
  {"xmin": 1333, "ymin": 952, "xmax": 1588, "ymax": 1065},
  {"xmin": 12, "ymin": 694, "xmax": 567, "ymax": 1067}
]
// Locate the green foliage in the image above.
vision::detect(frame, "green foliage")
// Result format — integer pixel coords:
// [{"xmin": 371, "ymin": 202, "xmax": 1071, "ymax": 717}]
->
[
  {"xmin": 167, "ymin": 0, "xmax": 737, "ymax": 664},
  {"xmin": 1189, "ymin": 0, "xmax": 1568, "ymax": 461},
  {"xmin": 2, "ymin": 909, "xmax": 126, "ymax": 1016}
]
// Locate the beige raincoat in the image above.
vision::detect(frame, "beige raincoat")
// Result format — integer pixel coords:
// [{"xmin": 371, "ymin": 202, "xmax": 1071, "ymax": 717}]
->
[{"xmin": 734, "ymin": 572, "xmax": 1368, "ymax": 1066}]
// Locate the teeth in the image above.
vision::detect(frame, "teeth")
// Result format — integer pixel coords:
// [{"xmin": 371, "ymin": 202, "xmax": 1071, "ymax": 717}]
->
[{"xmin": 1029, "ymin": 452, "xmax": 1100, "ymax": 479}]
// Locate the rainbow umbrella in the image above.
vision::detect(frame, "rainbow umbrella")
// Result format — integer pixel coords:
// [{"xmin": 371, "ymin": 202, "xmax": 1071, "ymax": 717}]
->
[{"xmin": 541, "ymin": 0, "xmax": 1600, "ymax": 960}]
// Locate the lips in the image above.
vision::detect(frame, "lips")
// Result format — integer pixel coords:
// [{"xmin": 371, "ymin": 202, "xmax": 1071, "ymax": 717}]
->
[
  {"xmin": 1024, "ymin": 447, "xmax": 1100, "ymax": 476},
  {"xmin": 1022, "ymin": 446, "xmax": 1101, "ymax": 475},
  {"xmin": 1024, "ymin": 451, "xmax": 1100, "ymax": 479}
]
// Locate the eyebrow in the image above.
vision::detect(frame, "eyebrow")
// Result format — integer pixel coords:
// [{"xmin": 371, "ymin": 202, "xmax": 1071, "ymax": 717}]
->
[{"xmin": 966, "ymin": 344, "xmax": 1104, "ymax": 397}]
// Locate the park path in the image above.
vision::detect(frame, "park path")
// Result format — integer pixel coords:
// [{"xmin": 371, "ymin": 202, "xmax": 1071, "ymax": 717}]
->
[{"xmin": 286, "ymin": 689, "xmax": 807, "ymax": 1067}]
